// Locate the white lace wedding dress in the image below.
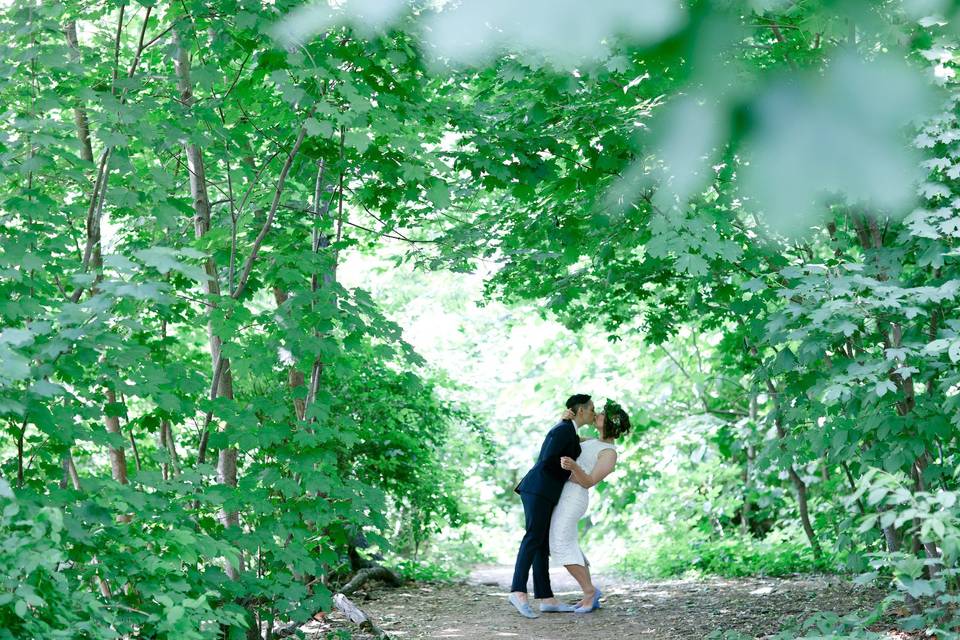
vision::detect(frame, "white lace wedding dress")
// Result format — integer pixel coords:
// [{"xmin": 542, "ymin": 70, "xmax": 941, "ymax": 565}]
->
[{"xmin": 548, "ymin": 438, "xmax": 617, "ymax": 567}]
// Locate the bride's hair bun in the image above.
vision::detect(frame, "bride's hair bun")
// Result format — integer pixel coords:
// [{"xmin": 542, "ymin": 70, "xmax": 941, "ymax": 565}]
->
[{"xmin": 602, "ymin": 400, "xmax": 631, "ymax": 440}]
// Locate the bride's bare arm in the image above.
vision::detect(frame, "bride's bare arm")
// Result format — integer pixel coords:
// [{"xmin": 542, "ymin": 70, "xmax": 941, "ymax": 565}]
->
[{"xmin": 560, "ymin": 450, "xmax": 617, "ymax": 489}]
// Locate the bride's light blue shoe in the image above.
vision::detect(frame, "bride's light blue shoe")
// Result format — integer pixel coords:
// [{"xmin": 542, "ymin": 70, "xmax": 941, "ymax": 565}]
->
[
  {"xmin": 508, "ymin": 593, "xmax": 539, "ymax": 619},
  {"xmin": 574, "ymin": 588, "xmax": 602, "ymax": 614},
  {"xmin": 540, "ymin": 602, "xmax": 577, "ymax": 613}
]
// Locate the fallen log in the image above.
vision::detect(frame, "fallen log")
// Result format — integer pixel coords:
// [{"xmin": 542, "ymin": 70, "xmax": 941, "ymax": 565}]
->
[
  {"xmin": 339, "ymin": 565, "xmax": 403, "ymax": 596},
  {"xmin": 274, "ymin": 565, "xmax": 402, "ymax": 638},
  {"xmin": 332, "ymin": 592, "xmax": 391, "ymax": 639}
]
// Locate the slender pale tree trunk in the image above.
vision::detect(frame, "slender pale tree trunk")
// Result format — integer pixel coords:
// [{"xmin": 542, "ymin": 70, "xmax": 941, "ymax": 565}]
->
[
  {"xmin": 173, "ymin": 31, "xmax": 241, "ymax": 578},
  {"xmin": 64, "ymin": 21, "xmax": 94, "ymax": 164},
  {"xmin": 60, "ymin": 10, "xmax": 148, "ymax": 606},
  {"xmin": 912, "ymin": 454, "xmax": 941, "ymax": 578},
  {"xmin": 273, "ymin": 288, "xmax": 309, "ymax": 422},
  {"xmin": 741, "ymin": 393, "xmax": 757, "ymax": 536},
  {"xmin": 849, "ymin": 216, "xmax": 932, "ymax": 589},
  {"xmin": 159, "ymin": 420, "xmax": 181, "ymax": 479},
  {"xmin": 273, "ymin": 160, "xmax": 337, "ymax": 422},
  {"xmin": 62, "ymin": 453, "xmax": 113, "ymax": 598},
  {"xmin": 72, "ymin": 12, "xmax": 131, "ymax": 509},
  {"xmin": 158, "ymin": 320, "xmax": 181, "ymax": 480},
  {"xmin": 103, "ymin": 386, "xmax": 133, "ymax": 527},
  {"xmin": 104, "ymin": 387, "xmax": 128, "ymax": 485}
]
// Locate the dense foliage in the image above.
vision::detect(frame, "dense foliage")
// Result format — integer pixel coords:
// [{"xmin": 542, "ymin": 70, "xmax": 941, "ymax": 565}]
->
[
  {"xmin": 0, "ymin": 1, "xmax": 483, "ymax": 637},
  {"xmin": 7, "ymin": 0, "xmax": 960, "ymax": 638}
]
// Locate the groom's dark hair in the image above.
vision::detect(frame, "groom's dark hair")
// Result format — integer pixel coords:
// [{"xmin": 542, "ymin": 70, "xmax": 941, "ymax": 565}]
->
[{"xmin": 566, "ymin": 394, "xmax": 592, "ymax": 413}]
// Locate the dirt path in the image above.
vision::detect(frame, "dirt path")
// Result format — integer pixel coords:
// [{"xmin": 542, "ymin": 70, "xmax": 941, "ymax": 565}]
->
[{"xmin": 303, "ymin": 565, "xmax": 897, "ymax": 639}]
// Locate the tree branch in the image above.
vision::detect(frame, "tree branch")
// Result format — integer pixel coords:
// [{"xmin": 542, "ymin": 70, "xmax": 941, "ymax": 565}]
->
[{"xmin": 232, "ymin": 122, "xmax": 309, "ymax": 300}]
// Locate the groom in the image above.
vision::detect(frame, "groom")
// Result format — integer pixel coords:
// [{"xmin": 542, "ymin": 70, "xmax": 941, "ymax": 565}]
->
[{"xmin": 508, "ymin": 394, "xmax": 595, "ymax": 618}]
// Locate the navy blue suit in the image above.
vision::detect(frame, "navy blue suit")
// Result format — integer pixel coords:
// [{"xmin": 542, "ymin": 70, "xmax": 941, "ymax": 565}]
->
[{"xmin": 511, "ymin": 419, "xmax": 582, "ymax": 598}]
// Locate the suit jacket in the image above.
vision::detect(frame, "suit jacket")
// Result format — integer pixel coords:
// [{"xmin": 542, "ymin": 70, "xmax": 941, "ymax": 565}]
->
[{"xmin": 515, "ymin": 419, "xmax": 582, "ymax": 505}]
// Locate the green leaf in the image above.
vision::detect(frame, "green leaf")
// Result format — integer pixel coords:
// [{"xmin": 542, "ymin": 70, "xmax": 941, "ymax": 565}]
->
[
  {"xmin": 867, "ymin": 487, "xmax": 888, "ymax": 506},
  {"xmin": 426, "ymin": 182, "xmax": 451, "ymax": 209},
  {"xmin": 950, "ymin": 340, "xmax": 960, "ymax": 363},
  {"xmin": 0, "ymin": 328, "xmax": 32, "ymax": 347},
  {"xmin": 134, "ymin": 246, "xmax": 210, "ymax": 283},
  {"xmin": 875, "ymin": 380, "xmax": 897, "ymax": 397},
  {"xmin": 0, "ymin": 345, "xmax": 30, "ymax": 385},
  {"xmin": 305, "ymin": 117, "xmax": 334, "ymax": 138},
  {"xmin": 898, "ymin": 577, "xmax": 936, "ymax": 598},
  {"xmin": 852, "ymin": 571, "xmax": 879, "ymax": 585},
  {"xmin": 606, "ymin": 55, "xmax": 629, "ymax": 73},
  {"xmin": 676, "ymin": 252, "xmax": 708, "ymax": 276},
  {"xmin": 167, "ymin": 604, "xmax": 184, "ymax": 624},
  {"xmin": 526, "ymin": 102, "xmax": 550, "ymax": 124},
  {"xmin": 857, "ymin": 513, "xmax": 878, "ymax": 533},
  {"xmin": 28, "ymin": 380, "xmax": 64, "ymax": 397},
  {"xmin": 344, "ymin": 131, "xmax": 371, "ymax": 153}
]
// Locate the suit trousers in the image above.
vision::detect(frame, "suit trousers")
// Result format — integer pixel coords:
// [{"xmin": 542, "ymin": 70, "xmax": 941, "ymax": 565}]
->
[{"xmin": 510, "ymin": 491, "xmax": 554, "ymax": 599}]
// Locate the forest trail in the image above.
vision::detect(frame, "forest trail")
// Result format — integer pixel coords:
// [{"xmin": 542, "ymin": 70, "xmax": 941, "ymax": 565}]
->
[{"xmin": 310, "ymin": 565, "xmax": 895, "ymax": 640}]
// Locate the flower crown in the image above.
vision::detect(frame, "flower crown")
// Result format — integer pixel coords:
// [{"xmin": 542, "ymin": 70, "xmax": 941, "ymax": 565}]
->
[{"xmin": 603, "ymin": 399, "xmax": 625, "ymax": 433}]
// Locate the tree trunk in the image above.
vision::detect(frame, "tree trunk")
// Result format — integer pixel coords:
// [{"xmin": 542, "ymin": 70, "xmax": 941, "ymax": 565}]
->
[
  {"xmin": 740, "ymin": 452, "xmax": 752, "ymax": 537},
  {"xmin": 159, "ymin": 419, "xmax": 181, "ymax": 479},
  {"xmin": 104, "ymin": 387, "xmax": 132, "ymax": 525},
  {"xmin": 123, "ymin": 395, "xmax": 142, "ymax": 473},
  {"xmin": 741, "ymin": 393, "xmax": 757, "ymax": 536},
  {"xmin": 886, "ymin": 321, "xmax": 939, "ymax": 574},
  {"xmin": 158, "ymin": 318, "xmax": 180, "ymax": 480},
  {"xmin": 64, "ymin": 452, "xmax": 82, "ymax": 493},
  {"xmin": 16, "ymin": 418, "xmax": 25, "ymax": 488},
  {"xmin": 275, "ymin": 160, "xmax": 338, "ymax": 424},
  {"xmin": 766, "ymin": 380, "xmax": 822, "ymax": 559},
  {"xmin": 273, "ymin": 288, "xmax": 308, "ymax": 421},
  {"xmin": 784, "ymin": 463, "xmax": 821, "ymax": 559},
  {"xmin": 66, "ymin": 16, "xmax": 112, "ymax": 302},
  {"xmin": 173, "ymin": 31, "xmax": 241, "ymax": 579},
  {"xmin": 841, "ymin": 462, "xmax": 866, "ymax": 514},
  {"xmin": 104, "ymin": 387, "xmax": 128, "ymax": 486},
  {"xmin": 913, "ymin": 455, "xmax": 941, "ymax": 578},
  {"xmin": 853, "ymin": 219, "xmax": 930, "ymax": 563},
  {"xmin": 159, "ymin": 428, "xmax": 169, "ymax": 481},
  {"xmin": 882, "ymin": 516, "xmax": 899, "ymax": 553},
  {"xmin": 339, "ymin": 566, "xmax": 403, "ymax": 597},
  {"xmin": 62, "ymin": 452, "xmax": 113, "ymax": 598},
  {"xmin": 64, "ymin": 21, "xmax": 94, "ymax": 164}
]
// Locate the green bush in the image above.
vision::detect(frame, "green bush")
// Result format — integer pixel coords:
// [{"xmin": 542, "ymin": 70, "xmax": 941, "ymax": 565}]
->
[
  {"xmin": 0, "ymin": 487, "xmax": 114, "ymax": 640},
  {"xmin": 387, "ymin": 558, "xmax": 464, "ymax": 583},
  {"xmin": 617, "ymin": 528, "xmax": 832, "ymax": 579},
  {"xmin": 0, "ymin": 483, "xmax": 247, "ymax": 640},
  {"xmin": 385, "ymin": 526, "xmax": 490, "ymax": 583}
]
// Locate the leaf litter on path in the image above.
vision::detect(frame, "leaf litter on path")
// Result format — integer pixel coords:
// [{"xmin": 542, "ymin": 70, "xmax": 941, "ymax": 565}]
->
[{"xmin": 310, "ymin": 566, "xmax": 902, "ymax": 640}]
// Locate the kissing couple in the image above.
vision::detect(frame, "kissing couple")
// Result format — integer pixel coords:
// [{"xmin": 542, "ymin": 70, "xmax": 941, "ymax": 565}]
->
[{"xmin": 507, "ymin": 394, "xmax": 631, "ymax": 617}]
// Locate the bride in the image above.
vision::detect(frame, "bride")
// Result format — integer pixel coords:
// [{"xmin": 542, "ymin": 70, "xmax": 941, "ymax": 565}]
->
[{"xmin": 551, "ymin": 401, "xmax": 631, "ymax": 614}]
